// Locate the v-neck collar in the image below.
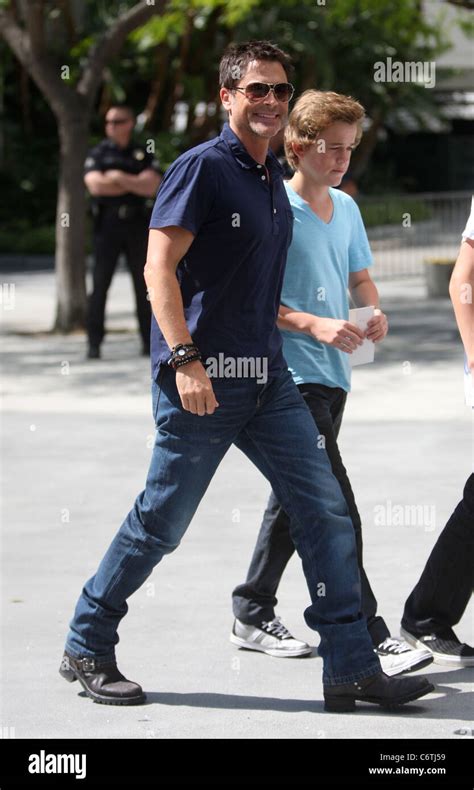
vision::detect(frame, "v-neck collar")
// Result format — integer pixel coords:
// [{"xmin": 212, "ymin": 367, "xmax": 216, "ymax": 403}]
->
[{"xmin": 285, "ymin": 182, "xmax": 336, "ymax": 227}]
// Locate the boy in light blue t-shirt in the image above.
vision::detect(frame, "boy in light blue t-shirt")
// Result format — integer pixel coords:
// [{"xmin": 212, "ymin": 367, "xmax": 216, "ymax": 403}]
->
[{"xmin": 231, "ymin": 90, "xmax": 432, "ymax": 676}]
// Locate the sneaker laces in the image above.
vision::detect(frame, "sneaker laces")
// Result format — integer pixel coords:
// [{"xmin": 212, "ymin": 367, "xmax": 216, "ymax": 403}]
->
[
  {"xmin": 261, "ymin": 616, "xmax": 292, "ymax": 640},
  {"xmin": 378, "ymin": 637, "xmax": 410, "ymax": 655}
]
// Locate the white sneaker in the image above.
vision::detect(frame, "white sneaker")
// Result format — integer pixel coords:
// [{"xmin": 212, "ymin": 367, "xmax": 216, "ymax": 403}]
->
[
  {"xmin": 230, "ymin": 617, "xmax": 312, "ymax": 658},
  {"xmin": 376, "ymin": 637, "xmax": 433, "ymax": 677}
]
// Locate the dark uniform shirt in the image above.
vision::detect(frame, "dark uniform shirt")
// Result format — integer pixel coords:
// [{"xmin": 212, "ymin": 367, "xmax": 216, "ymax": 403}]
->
[
  {"xmin": 84, "ymin": 139, "xmax": 162, "ymax": 208},
  {"xmin": 149, "ymin": 122, "xmax": 294, "ymax": 381}
]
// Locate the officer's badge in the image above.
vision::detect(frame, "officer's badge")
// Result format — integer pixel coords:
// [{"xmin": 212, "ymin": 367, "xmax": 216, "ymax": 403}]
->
[
  {"xmin": 84, "ymin": 157, "xmax": 95, "ymax": 167},
  {"xmin": 133, "ymin": 149, "xmax": 145, "ymax": 160}
]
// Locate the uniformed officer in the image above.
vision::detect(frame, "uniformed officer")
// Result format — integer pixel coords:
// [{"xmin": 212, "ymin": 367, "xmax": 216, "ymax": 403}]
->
[{"xmin": 84, "ymin": 104, "xmax": 162, "ymax": 358}]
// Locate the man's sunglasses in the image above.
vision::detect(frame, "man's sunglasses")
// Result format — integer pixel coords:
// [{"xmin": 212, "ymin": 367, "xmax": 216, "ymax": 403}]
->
[
  {"xmin": 105, "ymin": 118, "xmax": 130, "ymax": 125},
  {"xmin": 233, "ymin": 81, "xmax": 295, "ymax": 103}
]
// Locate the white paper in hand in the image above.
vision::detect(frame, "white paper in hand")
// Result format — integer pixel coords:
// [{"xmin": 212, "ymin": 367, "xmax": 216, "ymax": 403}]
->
[{"xmin": 349, "ymin": 306, "xmax": 375, "ymax": 367}]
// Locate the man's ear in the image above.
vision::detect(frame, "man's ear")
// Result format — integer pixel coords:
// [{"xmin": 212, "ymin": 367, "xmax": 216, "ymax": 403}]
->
[{"xmin": 220, "ymin": 87, "xmax": 232, "ymax": 113}]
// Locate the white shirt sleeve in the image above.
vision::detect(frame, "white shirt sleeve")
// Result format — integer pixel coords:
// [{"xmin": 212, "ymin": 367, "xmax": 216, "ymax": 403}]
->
[{"xmin": 461, "ymin": 196, "xmax": 474, "ymax": 241}]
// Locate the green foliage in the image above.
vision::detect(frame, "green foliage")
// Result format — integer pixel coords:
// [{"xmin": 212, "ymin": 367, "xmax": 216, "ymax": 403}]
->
[
  {"xmin": 0, "ymin": 223, "xmax": 56, "ymax": 254},
  {"xmin": 232, "ymin": 0, "xmax": 450, "ymax": 115},
  {"xmin": 1, "ymin": 0, "xmax": 469, "ymax": 254},
  {"xmin": 359, "ymin": 197, "xmax": 432, "ymax": 228}
]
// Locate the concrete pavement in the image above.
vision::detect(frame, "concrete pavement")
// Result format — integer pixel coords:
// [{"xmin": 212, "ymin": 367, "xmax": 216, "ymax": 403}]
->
[{"xmin": 1, "ymin": 268, "xmax": 473, "ymax": 739}]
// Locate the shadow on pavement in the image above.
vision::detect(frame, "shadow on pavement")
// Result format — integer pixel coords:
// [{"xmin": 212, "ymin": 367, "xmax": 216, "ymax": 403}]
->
[{"xmin": 72, "ymin": 678, "xmax": 473, "ymax": 720}]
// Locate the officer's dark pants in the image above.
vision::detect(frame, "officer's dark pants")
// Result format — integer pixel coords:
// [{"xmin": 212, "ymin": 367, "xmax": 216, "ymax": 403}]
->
[
  {"xmin": 87, "ymin": 209, "xmax": 151, "ymax": 350},
  {"xmin": 232, "ymin": 382, "xmax": 391, "ymax": 648},
  {"xmin": 401, "ymin": 473, "xmax": 474, "ymax": 638}
]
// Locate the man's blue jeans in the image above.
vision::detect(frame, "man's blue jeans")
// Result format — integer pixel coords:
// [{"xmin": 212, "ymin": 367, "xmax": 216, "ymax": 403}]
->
[{"xmin": 65, "ymin": 367, "xmax": 381, "ymax": 685}]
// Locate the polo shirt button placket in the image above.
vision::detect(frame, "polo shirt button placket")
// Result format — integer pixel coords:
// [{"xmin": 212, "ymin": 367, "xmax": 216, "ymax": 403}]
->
[{"xmin": 256, "ymin": 164, "xmax": 266, "ymax": 181}]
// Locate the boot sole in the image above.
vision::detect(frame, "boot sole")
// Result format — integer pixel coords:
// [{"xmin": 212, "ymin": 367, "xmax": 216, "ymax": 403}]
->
[
  {"xmin": 230, "ymin": 632, "xmax": 312, "ymax": 658},
  {"xmin": 324, "ymin": 681, "xmax": 435, "ymax": 712},
  {"xmin": 59, "ymin": 666, "xmax": 146, "ymax": 706},
  {"xmin": 401, "ymin": 628, "xmax": 474, "ymax": 667}
]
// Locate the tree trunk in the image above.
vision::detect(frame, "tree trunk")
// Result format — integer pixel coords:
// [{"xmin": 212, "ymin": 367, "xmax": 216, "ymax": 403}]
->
[
  {"xmin": 53, "ymin": 114, "xmax": 89, "ymax": 332},
  {"xmin": 1, "ymin": 0, "xmax": 162, "ymax": 334}
]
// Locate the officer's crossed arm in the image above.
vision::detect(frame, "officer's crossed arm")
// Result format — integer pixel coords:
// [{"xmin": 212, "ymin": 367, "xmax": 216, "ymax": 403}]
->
[
  {"xmin": 102, "ymin": 169, "xmax": 161, "ymax": 197},
  {"xmin": 144, "ymin": 227, "xmax": 218, "ymax": 416},
  {"xmin": 84, "ymin": 170, "xmax": 128, "ymax": 197}
]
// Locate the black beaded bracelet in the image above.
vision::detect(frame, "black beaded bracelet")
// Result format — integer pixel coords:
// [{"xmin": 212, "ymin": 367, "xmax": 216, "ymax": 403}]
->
[
  {"xmin": 168, "ymin": 343, "xmax": 201, "ymax": 369},
  {"xmin": 172, "ymin": 351, "xmax": 202, "ymax": 369}
]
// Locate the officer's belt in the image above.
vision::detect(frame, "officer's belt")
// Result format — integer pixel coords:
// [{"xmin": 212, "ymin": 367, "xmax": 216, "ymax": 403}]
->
[{"xmin": 99, "ymin": 204, "xmax": 149, "ymax": 220}]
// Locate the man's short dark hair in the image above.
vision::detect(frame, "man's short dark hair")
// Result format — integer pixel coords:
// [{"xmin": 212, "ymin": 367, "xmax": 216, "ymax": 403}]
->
[{"xmin": 219, "ymin": 40, "xmax": 293, "ymax": 89}]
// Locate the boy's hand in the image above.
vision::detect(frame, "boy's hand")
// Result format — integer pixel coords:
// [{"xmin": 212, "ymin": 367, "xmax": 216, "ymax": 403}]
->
[
  {"xmin": 311, "ymin": 317, "xmax": 364, "ymax": 353},
  {"xmin": 366, "ymin": 308, "xmax": 388, "ymax": 342},
  {"xmin": 176, "ymin": 360, "xmax": 219, "ymax": 416}
]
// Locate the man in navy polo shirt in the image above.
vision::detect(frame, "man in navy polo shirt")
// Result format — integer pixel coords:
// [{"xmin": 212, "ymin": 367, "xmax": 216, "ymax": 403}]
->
[{"xmin": 60, "ymin": 41, "xmax": 433, "ymax": 712}]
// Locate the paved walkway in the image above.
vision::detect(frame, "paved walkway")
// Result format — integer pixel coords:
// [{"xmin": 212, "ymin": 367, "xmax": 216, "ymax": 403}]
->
[{"xmin": 1, "ymin": 269, "xmax": 472, "ymax": 739}]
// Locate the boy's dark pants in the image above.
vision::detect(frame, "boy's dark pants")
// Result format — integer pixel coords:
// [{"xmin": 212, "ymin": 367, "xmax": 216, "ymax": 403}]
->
[{"xmin": 232, "ymin": 382, "xmax": 391, "ymax": 648}]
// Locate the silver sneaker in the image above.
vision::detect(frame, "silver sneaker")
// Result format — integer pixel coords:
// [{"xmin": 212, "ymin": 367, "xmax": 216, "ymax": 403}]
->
[
  {"xmin": 376, "ymin": 637, "xmax": 433, "ymax": 677},
  {"xmin": 230, "ymin": 616, "xmax": 312, "ymax": 658}
]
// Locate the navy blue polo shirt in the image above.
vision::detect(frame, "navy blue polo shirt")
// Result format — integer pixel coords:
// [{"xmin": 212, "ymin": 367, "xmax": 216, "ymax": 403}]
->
[{"xmin": 149, "ymin": 122, "xmax": 294, "ymax": 381}]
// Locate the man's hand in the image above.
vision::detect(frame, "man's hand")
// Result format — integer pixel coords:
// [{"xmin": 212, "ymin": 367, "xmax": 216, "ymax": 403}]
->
[
  {"xmin": 310, "ymin": 317, "xmax": 364, "ymax": 353},
  {"xmin": 366, "ymin": 308, "xmax": 388, "ymax": 342},
  {"xmin": 176, "ymin": 360, "xmax": 219, "ymax": 416},
  {"xmin": 106, "ymin": 169, "xmax": 126, "ymax": 186}
]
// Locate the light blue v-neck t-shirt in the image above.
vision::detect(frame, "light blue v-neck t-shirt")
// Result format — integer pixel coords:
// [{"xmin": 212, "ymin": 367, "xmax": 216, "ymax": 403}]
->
[{"xmin": 280, "ymin": 182, "xmax": 373, "ymax": 392}]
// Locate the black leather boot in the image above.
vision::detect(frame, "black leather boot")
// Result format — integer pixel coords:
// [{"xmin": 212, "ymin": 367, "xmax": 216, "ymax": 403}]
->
[
  {"xmin": 324, "ymin": 671, "xmax": 434, "ymax": 712},
  {"xmin": 59, "ymin": 652, "xmax": 146, "ymax": 705}
]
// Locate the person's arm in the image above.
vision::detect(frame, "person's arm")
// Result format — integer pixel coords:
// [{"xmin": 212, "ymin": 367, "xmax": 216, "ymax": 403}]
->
[
  {"xmin": 449, "ymin": 238, "xmax": 474, "ymax": 370},
  {"xmin": 144, "ymin": 227, "xmax": 218, "ymax": 416},
  {"xmin": 84, "ymin": 170, "xmax": 127, "ymax": 196},
  {"xmin": 277, "ymin": 304, "xmax": 364, "ymax": 354},
  {"xmin": 349, "ymin": 268, "xmax": 388, "ymax": 342},
  {"xmin": 109, "ymin": 168, "xmax": 162, "ymax": 197},
  {"xmin": 84, "ymin": 169, "xmax": 161, "ymax": 197}
]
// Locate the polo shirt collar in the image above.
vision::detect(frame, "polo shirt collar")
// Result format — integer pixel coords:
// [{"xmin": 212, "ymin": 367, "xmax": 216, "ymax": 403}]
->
[{"xmin": 221, "ymin": 122, "xmax": 283, "ymax": 177}]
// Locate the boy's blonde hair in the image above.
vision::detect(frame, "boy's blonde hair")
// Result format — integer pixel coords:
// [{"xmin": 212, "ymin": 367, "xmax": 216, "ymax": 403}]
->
[{"xmin": 284, "ymin": 90, "xmax": 365, "ymax": 171}]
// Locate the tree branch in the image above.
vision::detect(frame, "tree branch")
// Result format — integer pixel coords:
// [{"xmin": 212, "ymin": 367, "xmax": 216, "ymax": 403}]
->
[
  {"xmin": 77, "ymin": 0, "xmax": 167, "ymax": 104},
  {"xmin": 0, "ymin": 3, "xmax": 79, "ymax": 118},
  {"xmin": 0, "ymin": 5, "xmax": 32, "ymax": 67}
]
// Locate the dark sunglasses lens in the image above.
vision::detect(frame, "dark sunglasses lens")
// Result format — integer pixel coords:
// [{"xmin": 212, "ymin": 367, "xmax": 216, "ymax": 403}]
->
[
  {"xmin": 245, "ymin": 83, "xmax": 269, "ymax": 100},
  {"xmin": 244, "ymin": 83, "xmax": 292, "ymax": 101},
  {"xmin": 274, "ymin": 84, "xmax": 292, "ymax": 101}
]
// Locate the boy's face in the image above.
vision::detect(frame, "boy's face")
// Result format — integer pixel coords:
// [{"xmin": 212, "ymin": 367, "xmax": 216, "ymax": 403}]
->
[{"xmin": 296, "ymin": 121, "xmax": 359, "ymax": 187}]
